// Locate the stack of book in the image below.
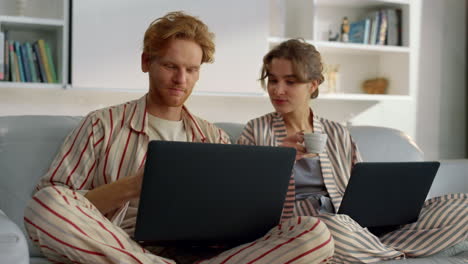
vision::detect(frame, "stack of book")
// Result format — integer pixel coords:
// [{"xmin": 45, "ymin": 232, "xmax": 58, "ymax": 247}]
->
[
  {"xmin": 0, "ymin": 33, "xmax": 58, "ymax": 83},
  {"xmin": 348, "ymin": 8, "xmax": 402, "ymax": 46}
]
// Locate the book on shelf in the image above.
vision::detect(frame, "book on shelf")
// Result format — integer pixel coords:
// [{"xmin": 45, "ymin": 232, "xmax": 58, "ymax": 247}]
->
[
  {"xmin": 44, "ymin": 41, "xmax": 58, "ymax": 83},
  {"xmin": 25, "ymin": 42, "xmax": 39, "ymax": 82},
  {"xmin": 369, "ymin": 11, "xmax": 380, "ymax": 45},
  {"xmin": 30, "ymin": 44, "xmax": 43, "ymax": 82},
  {"xmin": 0, "ymin": 32, "xmax": 4, "ymax": 80},
  {"xmin": 10, "ymin": 42, "xmax": 19, "ymax": 82},
  {"xmin": 386, "ymin": 9, "xmax": 397, "ymax": 45},
  {"xmin": 20, "ymin": 43, "xmax": 32, "ymax": 82},
  {"xmin": 349, "ymin": 19, "xmax": 370, "ymax": 44},
  {"xmin": 4, "ymin": 39, "xmax": 10, "ymax": 82},
  {"xmin": 33, "ymin": 42, "xmax": 47, "ymax": 83},
  {"xmin": 37, "ymin": 39, "xmax": 53, "ymax": 83},
  {"xmin": 348, "ymin": 8, "xmax": 402, "ymax": 46},
  {"xmin": 14, "ymin": 41, "xmax": 26, "ymax": 82},
  {"xmin": 378, "ymin": 10, "xmax": 388, "ymax": 45},
  {"xmin": 1, "ymin": 35, "xmax": 59, "ymax": 83}
]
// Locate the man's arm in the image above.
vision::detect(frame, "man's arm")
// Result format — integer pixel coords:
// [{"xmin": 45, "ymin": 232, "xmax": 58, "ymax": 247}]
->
[
  {"xmin": 35, "ymin": 114, "xmax": 100, "ymax": 192},
  {"xmin": 84, "ymin": 168, "xmax": 142, "ymax": 215},
  {"xmin": 35, "ymin": 112, "xmax": 141, "ymax": 216}
]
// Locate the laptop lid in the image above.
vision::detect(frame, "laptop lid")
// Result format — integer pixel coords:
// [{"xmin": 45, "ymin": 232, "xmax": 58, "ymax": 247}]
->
[
  {"xmin": 337, "ymin": 162, "xmax": 440, "ymax": 229},
  {"xmin": 134, "ymin": 141, "xmax": 296, "ymax": 247}
]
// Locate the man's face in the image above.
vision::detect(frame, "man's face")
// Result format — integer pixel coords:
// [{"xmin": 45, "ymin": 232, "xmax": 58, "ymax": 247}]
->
[{"xmin": 143, "ymin": 38, "xmax": 203, "ymax": 108}]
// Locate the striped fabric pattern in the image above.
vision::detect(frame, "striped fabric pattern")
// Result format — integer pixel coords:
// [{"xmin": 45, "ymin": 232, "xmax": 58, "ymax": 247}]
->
[
  {"xmin": 236, "ymin": 111, "xmax": 362, "ymax": 220},
  {"xmin": 25, "ymin": 186, "xmax": 334, "ymax": 264},
  {"xmin": 25, "ymin": 186, "xmax": 175, "ymax": 264},
  {"xmin": 237, "ymin": 111, "xmax": 468, "ymax": 263},
  {"xmin": 24, "ymin": 96, "xmax": 334, "ymax": 263},
  {"xmin": 294, "ymin": 198, "xmax": 319, "ymax": 217},
  {"xmin": 380, "ymin": 193, "xmax": 468, "ymax": 257},
  {"xmin": 33, "ymin": 95, "xmax": 230, "ymax": 225}
]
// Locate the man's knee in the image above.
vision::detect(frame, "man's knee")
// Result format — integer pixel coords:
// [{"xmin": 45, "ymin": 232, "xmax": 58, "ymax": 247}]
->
[{"xmin": 24, "ymin": 186, "xmax": 72, "ymax": 223}]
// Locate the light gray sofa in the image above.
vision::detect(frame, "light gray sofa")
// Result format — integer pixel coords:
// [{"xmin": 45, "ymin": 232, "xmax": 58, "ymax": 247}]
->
[{"xmin": 0, "ymin": 115, "xmax": 467, "ymax": 264}]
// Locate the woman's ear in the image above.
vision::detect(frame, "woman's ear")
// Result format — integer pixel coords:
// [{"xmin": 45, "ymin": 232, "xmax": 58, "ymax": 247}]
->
[{"xmin": 309, "ymin": 80, "xmax": 319, "ymax": 94}]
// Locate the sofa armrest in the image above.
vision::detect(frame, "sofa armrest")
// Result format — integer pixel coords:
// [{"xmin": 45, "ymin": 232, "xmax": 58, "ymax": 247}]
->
[
  {"xmin": 0, "ymin": 210, "xmax": 29, "ymax": 264},
  {"xmin": 427, "ymin": 159, "xmax": 468, "ymax": 199}
]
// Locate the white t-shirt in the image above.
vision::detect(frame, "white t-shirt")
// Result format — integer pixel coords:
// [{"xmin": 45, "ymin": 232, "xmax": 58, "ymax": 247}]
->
[{"xmin": 146, "ymin": 114, "xmax": 188, "ymax": 142}]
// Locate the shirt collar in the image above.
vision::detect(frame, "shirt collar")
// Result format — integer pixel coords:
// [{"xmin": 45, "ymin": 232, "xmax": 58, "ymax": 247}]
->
[
  {"xmin": 129, "ymin": 95, "xmax": 148, "ymax": 134},
  {"xmin": 129, "ymin": 94, "xmax": 207, "ymax": 142}
]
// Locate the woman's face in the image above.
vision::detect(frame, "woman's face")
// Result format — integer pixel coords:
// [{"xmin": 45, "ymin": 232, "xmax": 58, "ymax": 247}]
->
[{"xmin": 267, "ymin": 58, "xmax": 317, "ymax": 115}]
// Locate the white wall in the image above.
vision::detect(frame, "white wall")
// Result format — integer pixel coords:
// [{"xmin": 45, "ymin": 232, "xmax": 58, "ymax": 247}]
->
[
  {"xmin": 0, "ymin": 0, "xmax": 466, "ymax": 159},
  {"xmin": 71, "ymin": 0, "xmax": 268, "ymax": 95},
  {"xmin": 415, "ymin": 0, "xmax": 466, "ymax": 160}
]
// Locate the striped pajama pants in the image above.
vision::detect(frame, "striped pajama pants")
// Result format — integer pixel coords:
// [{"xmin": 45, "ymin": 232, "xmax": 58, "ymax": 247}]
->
[
  {"xmin": 24, "ymin": 186, "xmax": 334, "ymax": 264},
  {"xmin": 295, "ymin": 193, "xmax": 468, "ymax": 263}
]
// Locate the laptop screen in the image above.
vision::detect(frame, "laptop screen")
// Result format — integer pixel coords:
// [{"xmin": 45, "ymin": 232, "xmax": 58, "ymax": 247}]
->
[
  {"xmin": 134, "ymin": 141, "xmax": 296, "ymax": 247},
  {"xmin": 338, "ymin": 162, "xmax": 439, "ymax": 231}
]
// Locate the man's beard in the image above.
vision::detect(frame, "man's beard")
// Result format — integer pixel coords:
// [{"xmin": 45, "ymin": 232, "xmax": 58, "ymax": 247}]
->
[{"xmin": 151, "ymin": 87, "xmax": 190, "ymax": 108}]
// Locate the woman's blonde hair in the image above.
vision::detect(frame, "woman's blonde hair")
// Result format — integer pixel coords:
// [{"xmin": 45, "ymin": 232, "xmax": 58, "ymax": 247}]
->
[
  {"xmin": 143, "ymin": 11, "xmax": 215, "ymax": 63},
  {"xmin": 260, "ymin": 39, "xmax": 324, "ymax": 98}
]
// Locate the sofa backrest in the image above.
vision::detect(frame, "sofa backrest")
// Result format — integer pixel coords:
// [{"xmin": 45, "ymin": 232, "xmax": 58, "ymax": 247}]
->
[
  {"xmin": 215, "ymin": 123, "xmax": 424, "ymax": 162},
  {"xmin": 0, "ymin": 116, "xmax": 81, "ymax": 257},
  {"xmin": 0, "ymin": 115, "xmax": 423, "ymax": 257},
  {"xmin": 348, "ymin": 126, "xmax": 423, "ymax": 162}
]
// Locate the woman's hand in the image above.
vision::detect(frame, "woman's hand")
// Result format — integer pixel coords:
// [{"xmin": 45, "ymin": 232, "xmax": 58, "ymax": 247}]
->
[
  {"xmin": 280, "ymin": 132, "xmax": 306, "ymax": 160},
  {"xmin": 280, "ymin": 132, "xmax": 318, "ymax": 160}
]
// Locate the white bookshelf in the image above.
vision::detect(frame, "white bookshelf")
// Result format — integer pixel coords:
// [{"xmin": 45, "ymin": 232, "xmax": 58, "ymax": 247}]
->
[
  {"xmin": 269, "ymin": 0, "xmax": 414, "ymax": 101},
  {"xmin": 269, "ymin": 37, "xmax": 410, "ymax": 54},
  {"xmin": 314, "ymin": 0, "xmax": 410, "ymax": 8},
  {"xmin": 0, "ymin": 16, "xmax": 65, "ymax": 28},
  {"xmin": 0, "ymin": 80, "xmax": 63, "ymax": 89},
  {"xmin": 0, "ymin": 0, "xmax": 69, "ymax": 88},
  {"xmin": 318, "ymin": 93, "xmax": 411, "ymax": 101}
]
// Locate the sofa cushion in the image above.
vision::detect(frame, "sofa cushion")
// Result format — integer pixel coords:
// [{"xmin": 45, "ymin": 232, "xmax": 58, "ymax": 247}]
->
[
  {"xmin": 0, "ymin": 210, "xmax": 29, "ymax": 264},
  {"xmin": 30, "ymin": 257, "xmax": 52, "ymax": 264},
  {"xmin": 348, "ymin": 126, "xmax": 424, "ymax": 162}
]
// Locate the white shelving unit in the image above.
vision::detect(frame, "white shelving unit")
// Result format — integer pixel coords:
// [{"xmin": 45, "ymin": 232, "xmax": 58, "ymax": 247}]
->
[
  {"xmin": 269, "ymin": 0, "xmax": 414, "ymax": 102},
  {"xmin": 0, "ymin": 0, "xmax": 69, "ymax": 88}
]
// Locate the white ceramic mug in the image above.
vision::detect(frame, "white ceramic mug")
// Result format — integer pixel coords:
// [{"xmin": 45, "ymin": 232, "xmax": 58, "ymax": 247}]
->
[{"xmin": 303, "ymin": 133, "xmax": 328, "ymax": 154}]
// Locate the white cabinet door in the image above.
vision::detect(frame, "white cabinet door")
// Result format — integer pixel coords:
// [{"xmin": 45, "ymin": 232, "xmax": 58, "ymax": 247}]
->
[{"xmin": 72, "ymin": 0, "xmax": 268, "ymax": 95}]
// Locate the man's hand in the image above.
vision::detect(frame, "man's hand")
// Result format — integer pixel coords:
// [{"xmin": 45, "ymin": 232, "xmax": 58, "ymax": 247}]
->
[
  {"xmin": 131, "ymin": 165, "xmax": 145, "ymax": 198},
  {"xmin": 85, "ymin": 165, "xmax": 145, "ymax": 215}
]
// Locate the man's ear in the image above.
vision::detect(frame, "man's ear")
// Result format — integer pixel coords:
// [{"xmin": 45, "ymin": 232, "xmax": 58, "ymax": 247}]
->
[{"xmin": 141, "ymin": 53, "xmax": 150, "ymax": 73}]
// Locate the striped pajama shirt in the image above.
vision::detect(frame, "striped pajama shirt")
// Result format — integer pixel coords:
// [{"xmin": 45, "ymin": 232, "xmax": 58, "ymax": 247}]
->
[
  {"xmin": 24, "ymin": 95, "xmax": 334, "ymax": 264},
  {"xmin": 237, "ymin": 111, "xmax": 467, "ymax": 264}
]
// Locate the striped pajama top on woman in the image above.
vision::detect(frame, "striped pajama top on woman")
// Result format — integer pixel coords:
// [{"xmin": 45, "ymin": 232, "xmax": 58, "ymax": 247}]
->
[{"xmin": 237, "ymin": 111, "xmax": 467, "ymax": 264}]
